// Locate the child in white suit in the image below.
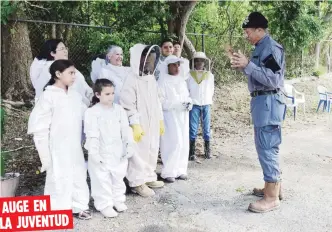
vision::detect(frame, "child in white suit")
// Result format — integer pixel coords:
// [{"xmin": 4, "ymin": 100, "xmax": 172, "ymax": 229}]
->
[
  {"xmin": 84, "ymin": 78, "xmax": 135, "ymax": 218},
  {"xmin": 158, "ymin": 55, "xmax": 192, "ymax": 183},
  {"xmin": 28, "ymin": 60, "xmax": 91, "ymax": 220}
]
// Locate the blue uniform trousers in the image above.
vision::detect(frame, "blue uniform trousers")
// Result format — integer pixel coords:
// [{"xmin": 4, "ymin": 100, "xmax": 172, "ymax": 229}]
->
[{"xmin": 251, "ymin": 93, "xmax": 285, "ymax": 182}]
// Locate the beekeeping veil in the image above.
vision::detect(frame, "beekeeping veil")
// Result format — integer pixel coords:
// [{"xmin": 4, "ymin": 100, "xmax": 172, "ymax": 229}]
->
[
  {"xmin": 190, "ymin": 51, "xmax": 211, "ymax": 72},
  {"xmin": 130, "ymin": 44, "xmax": 161, "ymax": 77}
]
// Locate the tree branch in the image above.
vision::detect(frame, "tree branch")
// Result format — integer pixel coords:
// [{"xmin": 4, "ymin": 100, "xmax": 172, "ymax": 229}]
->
[
  {"xmin": 1, "ymin": 145, "xmax": 34, "ymax": 154},
  {"xmin": 183, "ymin": 34, "xmax": 196, "ymax": 59},
  {"xmin": 2, "ymin": 100, "xmax": 32, "ymax": 107},
  {"xmin": 178, "ymin": 1, "xmax": 197, "ymax": 52},
  {"xmin": 23, "ymin": 0, "xmax": 50, "ymax": 12}
]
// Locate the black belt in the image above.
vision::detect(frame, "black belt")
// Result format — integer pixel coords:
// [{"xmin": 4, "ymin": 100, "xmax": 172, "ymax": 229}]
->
[{"xmin": 250, "ymin": 89, "xmax": 279, "ymax": 97}]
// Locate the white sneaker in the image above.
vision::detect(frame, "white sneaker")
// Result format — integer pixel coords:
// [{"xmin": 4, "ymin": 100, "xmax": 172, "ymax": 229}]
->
[
  {"xmin": 101, "ymin": 206, "xmax": 118, "ymax": 218},
  {"xmin": 114, "ymin": 203, "xmax": 128, "ymax": 212}
]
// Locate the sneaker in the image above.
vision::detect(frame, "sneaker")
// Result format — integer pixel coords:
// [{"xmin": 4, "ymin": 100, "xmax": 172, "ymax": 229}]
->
[
  {"xmin": 101, "ymin": 206, "xmax": 118, "ymax": 218},
  {"xmin": 177, "ymin": 174, "xmax": 188, "ymax": 180},
  {"xmin": 131, "ymin": 184, "xmax": 155, "ymax": 197},
  {"xmin": 114, "ymin": 203, "xmax": 128, "ymax": 212},
  {"xmin": 165, "ymin": 177, "xmax": 175, "ymax": 183},
  {"xmin": 146, "ymin": 181, "xmax": 165, "ymax": 188}
]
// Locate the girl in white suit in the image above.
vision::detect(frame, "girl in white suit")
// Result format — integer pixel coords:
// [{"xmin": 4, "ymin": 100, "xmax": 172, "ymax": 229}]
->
[
  {"xmin": 84, "ymin": 78, "xmax": 135, "ymax": 218},
  {"xmin": 28, "ymin": 60, "xmax": 91, "ymax": 220}
]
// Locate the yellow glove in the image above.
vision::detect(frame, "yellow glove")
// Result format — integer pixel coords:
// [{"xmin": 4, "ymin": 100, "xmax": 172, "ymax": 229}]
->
[
  {"xmin": 131, "ymin": 124, "xmax": 145, "ymax": 142},
  {"xmin": 160, "ymin": 120, "xmax": 165, "ymax": 136}
]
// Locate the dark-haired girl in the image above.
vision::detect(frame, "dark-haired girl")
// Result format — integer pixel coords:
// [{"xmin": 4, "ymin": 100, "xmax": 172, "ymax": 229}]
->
[
  {"xmin": 84, "ymin": 78, "xmax": 135, "ymax": 218},
  {"xmin": 30, "ymin": 39, "xmax": 93, "ymax": 106},
  {"xmin": 28, "ymin": 59, "xmax": 92, "ymax": 220}
]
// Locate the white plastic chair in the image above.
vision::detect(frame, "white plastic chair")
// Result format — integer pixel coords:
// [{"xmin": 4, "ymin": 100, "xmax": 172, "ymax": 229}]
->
[
  {"xmin": 317, "ymin": 85, "xmax": 332, "ymax": 113},
  {"xmin": 283, "ymin": 83, "xmax": 306, "ymax": 120}
]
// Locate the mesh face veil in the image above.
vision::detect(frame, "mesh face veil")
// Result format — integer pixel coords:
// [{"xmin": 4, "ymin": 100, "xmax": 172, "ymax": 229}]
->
[{"xmin": 140, "ymin": 45, "xmax": 161, "ymax": 76}]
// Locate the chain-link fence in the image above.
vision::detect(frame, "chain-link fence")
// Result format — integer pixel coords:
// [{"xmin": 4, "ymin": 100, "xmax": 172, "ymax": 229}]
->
[{"xmin": 26, "ymin": 20, "xmax": 112, "ymax": 83}]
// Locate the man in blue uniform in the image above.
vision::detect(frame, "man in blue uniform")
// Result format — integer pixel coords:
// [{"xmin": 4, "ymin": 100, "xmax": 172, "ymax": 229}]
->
[{"xmin": 230, "ymin": 12, "xmax": 286, "ymax": 213}]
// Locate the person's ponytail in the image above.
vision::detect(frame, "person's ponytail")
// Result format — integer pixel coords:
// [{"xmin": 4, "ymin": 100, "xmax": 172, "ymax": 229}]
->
[{"xmin": 91, "ymin": 95, "xmax": 100, "ymax": 106}]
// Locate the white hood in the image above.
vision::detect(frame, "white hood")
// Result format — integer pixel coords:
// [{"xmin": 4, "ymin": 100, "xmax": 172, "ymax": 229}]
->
[
  {"xmin": 158, "ymin": 55, "xmax": 184, "ymax": 83},
  {"xmin": 129, "ymin": 44, "xmax": 160, "ymax": 77},
  {"xmin": 91, "ymin": 57, "xmax": 106, "ymax": 83},
  {"xmin": 104, "ymin": 63, "xmax": 131, "ymax": 78},
  {"xmin": 30, "ymin": 58, "xmax": 54, "ymax": 98}
]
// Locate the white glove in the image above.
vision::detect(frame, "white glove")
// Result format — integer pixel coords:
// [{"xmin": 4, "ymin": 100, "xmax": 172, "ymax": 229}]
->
[
  {"xmin": 185, "ymin": 102, "xmax": 193, "ymax": 111},
  {"xmin": 33, "ymin": 137, "xmax": 52, "ymax": 173},
  {"xmin": 181, "ymin": 102, "xmax": 193, "ymax": 111}
]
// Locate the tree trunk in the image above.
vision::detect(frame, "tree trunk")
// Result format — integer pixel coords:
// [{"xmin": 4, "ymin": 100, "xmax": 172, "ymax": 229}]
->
[
  {"xmin": 167, "ymin": 1, "xmax": 197, "ymax": 59},
  {"xmin": 63, "ymin": 25, "xmax": 73, "ymax": 43},
  {"xmin": 51, "ymin": 24, "xmax": 56, "ymax": 38},
  {"xmin": 1, "ymin": 5, "xmax": 33, "ymax": 101},
  {"xmin": 315, "ymin": 42, "xmax": 321, "ymax": 70},
  {"xmin": 327, "ymin": 44, "xmax": 331, "ymax": 73}
]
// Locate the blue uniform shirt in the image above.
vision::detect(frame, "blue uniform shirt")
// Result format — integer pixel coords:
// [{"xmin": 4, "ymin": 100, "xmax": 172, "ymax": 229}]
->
[{"xmin": 244, "ymin": 34, "xmax": 285, "ymax": 93}]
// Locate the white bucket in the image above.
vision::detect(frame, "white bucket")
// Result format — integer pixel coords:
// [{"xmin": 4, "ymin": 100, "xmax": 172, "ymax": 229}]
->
[{"xmin": 0, "ymin": 173, "xmax": 20, "ymax": 197}]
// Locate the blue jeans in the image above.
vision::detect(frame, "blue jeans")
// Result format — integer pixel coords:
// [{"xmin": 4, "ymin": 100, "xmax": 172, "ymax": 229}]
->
[{"xmin": 189, "ymin": 105, "xmax": 211, "ymax": 141}]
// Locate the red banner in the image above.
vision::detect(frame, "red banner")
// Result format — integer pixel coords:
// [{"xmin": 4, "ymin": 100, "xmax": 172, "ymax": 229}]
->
[{"xmin": 0, "ymin": 196, "xmax": 74, "ymax": 231}]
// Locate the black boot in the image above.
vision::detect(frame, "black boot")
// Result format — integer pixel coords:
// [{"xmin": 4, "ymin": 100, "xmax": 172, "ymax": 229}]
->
[
  {"xmin": 204, "ymin": 140, "xmax": 211, "ymax": 159},
  {"xmin": 189, "ymin": 140, "xmax": 196, "ymax": 161}
]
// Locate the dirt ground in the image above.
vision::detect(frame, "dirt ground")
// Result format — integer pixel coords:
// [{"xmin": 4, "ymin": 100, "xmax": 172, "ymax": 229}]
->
[{"xmin": 2, "ymin": 74, "xmax": 332, "ymax": 232}]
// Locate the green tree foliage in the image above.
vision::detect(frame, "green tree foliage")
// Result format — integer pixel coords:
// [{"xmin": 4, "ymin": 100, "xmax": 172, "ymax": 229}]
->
[
  {"xmin": 0, "ymin": 0, "xmax": 17, "ymax": 25},
  {"xmin": 2, "ymin": 0, "xmax": 331, "ymax": 83}
]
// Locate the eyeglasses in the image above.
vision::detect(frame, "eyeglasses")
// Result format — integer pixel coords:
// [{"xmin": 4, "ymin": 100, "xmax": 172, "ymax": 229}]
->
[
  {"xmin": 56, "ymin": 46, "xmax": 68, "ymax": 51},
  {"xmin": 162, "ymin": 46, "xmax": 173, "ymax": 49},
  {"xmin": 243, "ymin": 29, "xmax": 256, "ymax": 39}
]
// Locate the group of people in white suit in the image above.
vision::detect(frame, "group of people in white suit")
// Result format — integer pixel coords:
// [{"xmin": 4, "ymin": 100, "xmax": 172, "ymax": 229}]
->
[{"xmin": 28, "ymin": 38, "xmax": 215, "ymax": 219}]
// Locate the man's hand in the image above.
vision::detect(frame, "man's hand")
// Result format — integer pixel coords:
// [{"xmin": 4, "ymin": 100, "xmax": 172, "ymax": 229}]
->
[{"xmin": 230, "ymin": 50, "xmax": 249, "ymax": 69}]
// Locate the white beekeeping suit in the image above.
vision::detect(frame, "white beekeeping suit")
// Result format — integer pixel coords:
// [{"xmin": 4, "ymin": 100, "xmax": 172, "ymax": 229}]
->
[
  {"xmin": 27, "ymin": 86, "xmax": 90, "ymax": 213},
  {"xmin": 180, "ymin": 57, "xmax": 190, "ymax": 80},
  {"xmin": 98, "ymin": 64, "xmax": 131, "ymax": 104},
  {"xmin": 30, "ymin": 58, "xmax": 93, "ymax": 106},
  {"xmin": 90, "ymin": 56, "xmax": 106, "ymax": 83},
  {"xmin": 120, "ymin": 44, "xmax": 164, "ymax": 189},
  {"xmin": 158, "ymin": 55, "xmax": 192, "ymax": 179},
  {"xmin": 84, "ymin": 103, "xmax": 135, "ymax": 217}
]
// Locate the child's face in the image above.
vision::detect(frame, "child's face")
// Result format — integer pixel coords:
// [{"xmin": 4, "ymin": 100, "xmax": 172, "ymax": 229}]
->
[
  {"xmin": 194, "ymin": 59, "xmax": 205, "ymax": 70},
  {"xmin": 96, "ymin": 86, "xmax": 115, "ymax": 106},
  {"xmin": 56, "ymin": 66, "xmax": 76, "ymax": 86},
  {"xmin": 168, "ymin": 62, "xmax": 180, "ymax": 76}
]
